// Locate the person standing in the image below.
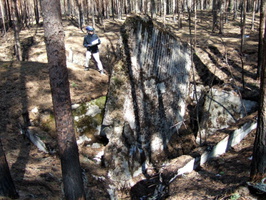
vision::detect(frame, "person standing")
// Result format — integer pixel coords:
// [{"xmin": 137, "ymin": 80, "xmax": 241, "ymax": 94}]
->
[{"xmin": 83, "ymin": 26, "xmax": 105, "ymax": 75}]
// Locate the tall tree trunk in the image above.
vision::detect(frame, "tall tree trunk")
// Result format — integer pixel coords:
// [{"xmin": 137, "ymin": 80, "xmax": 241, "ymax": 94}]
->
[
  {"xmin": 111, "ymin": 0, "xmax": 114, "ymax": 19},
  {"xmin": 0, "ymin": 140, "xmax": 19, "ymax": 199},
  {"xmin": 166, "ymin": 0, "xmax": 170, "ymax": 14},
  {"xmin": 5, "ymin": 0, "xmax": 12, "ymax": 28},
  {"xmin": 194, "ymin": 0, "xmax": 197, "ymax": 45},
  {"xmin": 135, "ymin": 0, "xmax": 139, "ymax": 13},
  {"xmin": 158, "ymin": 0, "xmax": 162, "ymax": 16},
  {"xmin": 33, "ymin": 0, "xmax": 39, "ymax": 25},
  {"xmin": 117, "ymin": 0, "xmax": 121, "ymax": 20},
  {"xmin": 77, "ymin": 0, "xmax": 84, "ymax": 29},
  {"xmin": 228, "ymin": 0, "xmax": 233, "ymax": 12},
  {"xmin": 21, "ymin": 1, "xmax": 28, "ymax": 28},
  {"xmin": 177, "ymin": 0, "xmax": 183, "ymax": 29},
  {"xmin": 12, "ymin": 0, "xmax": 22, "ymax": 61},
  {"xmin": 163, "ymin": 0, "xmax": 166, "ymax": 25},
  {"xmin": 172, "ymin": 0, "xmax": 176, "ymax": 22},
  {"xmin": 105, "ymin": 0, "xmax": 110, "ymax": 18},
  {"xmin": 13, "ymin": 0, "xmax": 22, "ymax": 26},
  {"xmin": 240, "ymin": 0, "xmax": 246, "ymax": 89},
  {"xmin": 92, "ymin": 0, "xmax": 95, "ymax": 27},
  {"xmin": 219, "ymin": 0, "xmax": 225, "ymax": 34},
  {"xmin": 144, "ymin": 0, "xmax": 148, "ymax": 14},
  {"xmin": 188, "ymin": 0, "xmax": 192, "ymax": 36},
  {"xmin": 102, "ymin": 0, "xmax": 106, "ymax": 18},
  {"xmin": 212, "ymin": 0, "xmax": 218, "ymax": 32},
  {"xmin": 257, "ymin": 0, "xmax": 266, "ymax": 79},
  {"xmin": 0, "ymin": 0, "xmax": 6, "ymax": 35},
  {"xmin": 67, "ymin": 0, "xmax": 71, "ymax": 15},
  {"xmin": 251, "ymin": 0, "xmax": 256, "ymax": 30},
  {"xmin": 97, "ymin": 0, "xmax": 104, "ymax": 25},
  {"xmin": 233, "ymin": 0, "xmax": 237, "ymax": 20},
  {"xmin": 200, "ymin": 0, "xmax": 204, "ymax": 9},
  {"xmin": 151, "ymin": 0, "xmax": 156, "ymax": 18},
  {"xmin": 250, "ymin": 13, "xmax": 266, "ymax": 183},
  {"xmin": 40, "ymin": 1, "xmax": 86, "ymax": 199},
  {"xmin": 240, "ymin": 0, "xmax": 246, "ymax": 52}
]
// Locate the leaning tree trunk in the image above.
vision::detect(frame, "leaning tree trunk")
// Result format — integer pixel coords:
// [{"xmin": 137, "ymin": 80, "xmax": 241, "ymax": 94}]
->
[
  {"xmin": 40, "ymin": 1, "xmax": 86, "ymax": 199},
  {"xmin": 250, "ymin": 14, "xmax": 266, "ymax": 183},
  {"xmin": 0, "ymin": 140, "xmax": 19, "ymax": 199}
]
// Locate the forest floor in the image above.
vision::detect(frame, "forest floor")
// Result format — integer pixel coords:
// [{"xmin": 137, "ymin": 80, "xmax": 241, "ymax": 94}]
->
[{"xmin": 0, "ymin": 12, "xmax": 265, "ymax": 200}]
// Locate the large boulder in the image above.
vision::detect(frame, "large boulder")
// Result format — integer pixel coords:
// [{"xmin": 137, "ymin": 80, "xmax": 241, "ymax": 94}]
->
[
  {"xmin": 196, "ymin": 87, "xmax": 257, "ymax": 144},
  {"xmin": 101, "ymin": 15, "xmax": 191, "ymax": 190}
]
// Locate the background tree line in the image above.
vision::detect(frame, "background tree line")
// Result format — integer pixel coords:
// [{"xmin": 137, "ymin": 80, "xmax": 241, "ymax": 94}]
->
[
  {"xmin": 0, "ymin": 0, "xmax": 264, "ymax": 76},
  {"xmin": 1, "ymin": 0, "xmax": 265, "ymax": 71},
  {"xmin": 0, "ymin": 0, "xmax": 263, "ymax": 31}
]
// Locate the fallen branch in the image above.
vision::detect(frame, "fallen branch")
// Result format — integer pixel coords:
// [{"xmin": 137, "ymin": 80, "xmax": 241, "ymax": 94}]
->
[
  {"xmin": 247, "ymin": 177, "xmax": 266, "ymax": 194},
  {"xmin": 19, "ymin": 123, "xmax": 49, "ymax": 153}
]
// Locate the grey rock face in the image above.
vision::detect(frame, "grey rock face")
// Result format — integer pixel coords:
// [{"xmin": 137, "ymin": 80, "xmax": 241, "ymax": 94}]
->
[
  {"xmin": 196, "ymin": 88, "xmax": 257, "ymax": 144},
  {"xmin": 101, "ymin": 16, "xmax": 191, "ymax": 189}
]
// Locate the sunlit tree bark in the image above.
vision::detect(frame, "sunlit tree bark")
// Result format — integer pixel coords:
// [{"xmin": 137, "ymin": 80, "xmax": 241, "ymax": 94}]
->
[
  {"xmin": 257, "ymin": 0, "xmax": 266, "ymax": 79},
  {"xmin": 12, "ymin": 0, "xmax": 22, "ymax": 61},
  {"xmin": 126, "ymin": 0, "xmax": 131, "ymax": 13},
  {"xmin": 4, "ymin": 0, "xmax": 12, "ymax": 28},
  {"xmin": 177, "ymin": 0, "xmax": 183, "ymax": 28},
  {"xmin": 251, "ymin": 0, "xmax": 257, "ymax": 30},
  {"xmin": 40, "ymin": 0, "xmax": 86, "ymax": 199},
  {"xmin": 240, "ymin": 0, "xmax": 246, "ymax": 89},
  {"xmin": 172, "ymin": 0, "xmax": 176, "ymax": 21},
  {"xmin": 134, "ymin": 0, "xmax": 139, "ymax": 13},
  {"xmin": 250, "ymin": 15, "xmax": 266, "ymax": 183},
  {"xmin": 0, "ymin": 0, "xmax": 6, "ymax": 35},
  {"xmin": 240, "ymin": 0, "xmax": 246, "ymax": 52},
  {"xmin": 76, "ymin": 0, "xmax": 84, "ymax": 29},
  {"xmin": 111, "ymin": 0, "xmax": 114, "ymax": 19},
  {"xmin": 117, "ymin": 0, "xmax": 122, "ymax": 19},
  {"xmin": 219, "ymin": 0, "xmax": 225, "ymax": 34},
  {"xmin": 92, "ymin": 0, "xmax": 96, "ymax": 27},
  {"xmin": 33, "ymin": 0, "xmax": 40, "ymax": 25},
  {"xmin": 151, "ymin": 0, "xmax": 156, "ymax": 18},
  {"xmin": 163, "ymin": 0, "xmax": 166, "ymax": 24},
  {"xmin": 233, "ymin": 0, "xmax": 238, "ymax": 20},
  {"xmin": 212, "ymin": 0, "xmax": 218, "ymax": 32}
]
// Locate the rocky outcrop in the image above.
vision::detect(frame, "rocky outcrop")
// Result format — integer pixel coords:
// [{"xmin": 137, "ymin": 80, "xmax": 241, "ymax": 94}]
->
[
  {"xmin": 196, "ymin": 88, "xmax": 258, "ymax": 144},
  {"xmin": 101, "ymin": 15, "xmax": 191, "ymax": 190}
]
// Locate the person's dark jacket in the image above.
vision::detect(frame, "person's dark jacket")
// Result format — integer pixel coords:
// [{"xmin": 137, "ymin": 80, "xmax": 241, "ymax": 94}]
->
[{"xmin": 83, "ymin": 33, "xmax": 101, "ymax": 53}]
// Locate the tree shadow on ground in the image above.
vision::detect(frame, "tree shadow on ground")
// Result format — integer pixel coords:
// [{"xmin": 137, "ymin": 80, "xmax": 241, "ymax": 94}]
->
[{"xmin": 0, "ymin": 61, "xmax": 60, "ymax": 197}]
